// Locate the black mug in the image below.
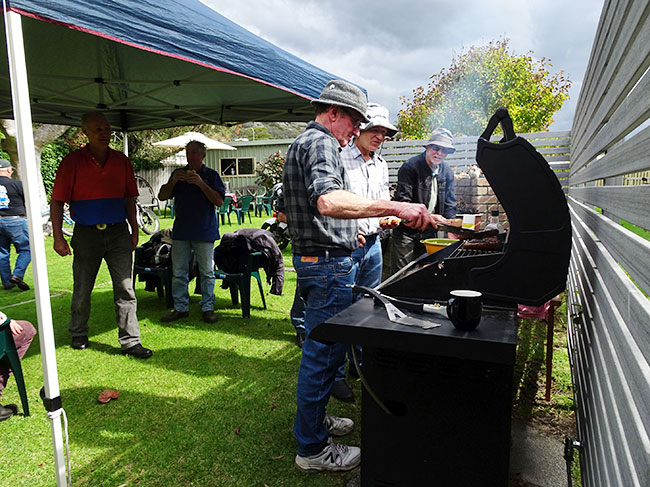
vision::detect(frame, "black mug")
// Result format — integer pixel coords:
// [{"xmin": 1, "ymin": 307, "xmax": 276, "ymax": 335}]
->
[{"xmin": 447, "ymin": 290, "xmax": 483, "ymax": 331}]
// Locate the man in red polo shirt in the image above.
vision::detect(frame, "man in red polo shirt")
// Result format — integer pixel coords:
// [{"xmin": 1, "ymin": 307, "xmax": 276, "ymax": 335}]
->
[{"xmin": 50, "ymin": 112, "xmax": 152, "ymax": 358}]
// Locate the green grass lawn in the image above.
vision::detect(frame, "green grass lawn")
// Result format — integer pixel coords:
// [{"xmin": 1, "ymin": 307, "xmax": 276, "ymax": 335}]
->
[
  {"xmin": 1, "ymin": 212, "xmax": 576, "ymax": 486},
  {"xmin": 1, "ymin": 213, "xmax": 361, "ymax": 487}
]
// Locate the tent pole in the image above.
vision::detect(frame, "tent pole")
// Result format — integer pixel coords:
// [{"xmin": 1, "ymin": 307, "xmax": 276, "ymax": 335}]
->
[
  {"xmin": 123, "ymin": 132, "xmax": 129, "ymax": 156},
  {"xmin": 4, "ymin": 9, "xmax": 68, "ymax": 487}
]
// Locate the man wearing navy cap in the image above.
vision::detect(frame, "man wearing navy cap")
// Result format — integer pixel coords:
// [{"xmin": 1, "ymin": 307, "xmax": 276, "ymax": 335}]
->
[{"xmin": 0, "ymin": 159, "xmax": 31, "ymax": 291}]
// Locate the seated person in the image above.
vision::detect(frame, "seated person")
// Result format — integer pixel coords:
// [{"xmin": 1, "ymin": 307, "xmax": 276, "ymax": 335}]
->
[{"xmin": 0, "ymin": 312, "xmax": 36, "ymax": 421}]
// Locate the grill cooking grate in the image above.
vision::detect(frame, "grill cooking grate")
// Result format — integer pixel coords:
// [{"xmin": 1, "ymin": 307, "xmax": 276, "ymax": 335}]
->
[{"xmin": 449, "ymin": 247, "xmax": 502, "ymax": 258}]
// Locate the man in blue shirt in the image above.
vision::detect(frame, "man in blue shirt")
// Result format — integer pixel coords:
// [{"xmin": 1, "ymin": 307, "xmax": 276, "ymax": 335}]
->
[{"xmin": 158, "ymin": 141, "xmax": 226, "ymax": 323}]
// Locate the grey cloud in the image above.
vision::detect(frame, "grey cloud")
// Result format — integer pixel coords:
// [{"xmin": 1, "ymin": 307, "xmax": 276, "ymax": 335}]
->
[{"xmin": 202, "ymin": 0, "xmax": 603, "ymax": 131}]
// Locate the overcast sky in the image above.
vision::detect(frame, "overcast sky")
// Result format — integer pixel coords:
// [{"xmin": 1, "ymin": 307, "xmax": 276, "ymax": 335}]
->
[{"xmin": 202, "ymin": 0, "xmax": 604, "ymax": 132}]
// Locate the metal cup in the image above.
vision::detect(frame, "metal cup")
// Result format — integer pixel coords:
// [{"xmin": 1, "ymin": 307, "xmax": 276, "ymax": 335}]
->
[{"xmin": 447, "ymin": 290, "xmax": 482, "ymax": 331}]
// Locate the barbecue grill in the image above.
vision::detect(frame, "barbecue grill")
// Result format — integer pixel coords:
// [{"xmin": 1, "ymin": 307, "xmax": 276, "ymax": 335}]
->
[
  {"xmin": 378, "ymin": 107, "xmax": 571, "ymax": 308},
  {"xmin": 311, "ymin": 108, "xmax": 572, "ymax": 486}
]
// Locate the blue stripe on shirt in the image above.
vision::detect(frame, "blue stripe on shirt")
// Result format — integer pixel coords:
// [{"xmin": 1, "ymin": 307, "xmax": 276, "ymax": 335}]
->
[{"xmin": 69, "ymin": 198, "xmax": 128, "ymax": 225}]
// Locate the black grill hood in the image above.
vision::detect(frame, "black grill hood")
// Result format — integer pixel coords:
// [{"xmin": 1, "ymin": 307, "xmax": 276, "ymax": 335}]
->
[{"xmin": 379, "ymin": 108, "xmax": 572, "ymax": 306}]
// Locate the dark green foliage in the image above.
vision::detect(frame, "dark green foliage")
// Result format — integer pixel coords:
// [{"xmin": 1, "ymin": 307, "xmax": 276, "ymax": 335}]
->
[{"xmin": 40, "ymin": 142, "xmax": 72, "ymax": 198}]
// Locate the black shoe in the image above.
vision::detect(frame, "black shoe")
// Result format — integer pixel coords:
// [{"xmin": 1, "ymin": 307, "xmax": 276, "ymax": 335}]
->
[
  {"xmin": 202, "ymin": 310, "xmax": 218, "ymax": 323},
  {"xmin": 296, "ymin": 331, "xmax": 306, "ymax": 348},
  {"xmin": 71, "ymin": 336, "xmax": 89, "ymax": 350},
  {"xmin": 3, "ymin": 283, "xmax": 15, "ymax": 290},
  {"xmin": 121, "ymin": 343, "xmax": 153, "ymax": 359},
  {"xmin": 0, "ymin": 403, "xmax": 18, "ymax": 421},
  {"xmin": 10, "ymin": 275, "xmax": 29, "ymax": 291},
  {"xmin": 161, "ymin": 310, "xmax": 189, "ymax": 323},
  {"xmin": 331, "ymin": 379, "xmax": 355, "ymax": 403}
]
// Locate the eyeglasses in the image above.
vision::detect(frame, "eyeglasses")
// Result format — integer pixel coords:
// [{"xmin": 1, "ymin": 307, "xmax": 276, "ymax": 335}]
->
[
  {"xmin": 427, "ymin": 144, "xmax": 454, "ymax": 155},
  {"xmin": 340, "ymin": 107, "xmax": 363, "ymax": 129}
]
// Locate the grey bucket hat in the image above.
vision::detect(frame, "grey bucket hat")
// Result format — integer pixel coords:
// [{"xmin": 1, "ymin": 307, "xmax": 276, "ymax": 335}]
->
[
  {"xmin": 423, "ymin": 128, "xmax": 456, "ymax": 153},
  {"xmin": 311, "ymin": 79, "xmax": 369, "ymax": 122},
  {"xmin": 360, "ymin": 103, "xmax": 398, "ymax": 137},
  {"xmin": 0, "ymin": 159, "xmax": 11, "ymax": 169}
]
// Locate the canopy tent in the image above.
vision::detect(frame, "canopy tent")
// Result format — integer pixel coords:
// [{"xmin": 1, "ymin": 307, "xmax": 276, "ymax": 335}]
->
[
  {"xmin": 0, "ymin": 0, "xmax": 342, "ymax": 131},
  {"xmin": 153, "ymin": 131, "xmax": 236, "ymax": 150},
  {"xmin": 1, "ymin": 1, "xmax": 363, "ymax": 485}
]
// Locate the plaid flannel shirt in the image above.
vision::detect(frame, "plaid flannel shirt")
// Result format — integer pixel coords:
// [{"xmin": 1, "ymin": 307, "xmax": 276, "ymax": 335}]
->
[
  {"xmin": 283, "ymin": 121, "xmax": 358, "ymax": 254},
  {"xmin": 340, "ymin": 142, "xmax": 390, "ymax": 236}
]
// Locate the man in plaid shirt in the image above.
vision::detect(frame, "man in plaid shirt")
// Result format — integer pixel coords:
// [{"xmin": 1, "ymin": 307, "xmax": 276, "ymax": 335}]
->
[
  {"xmin": 285, "ymin": 80, "xmax": 449, "ymax": 472},
  {"xmin": 331, "ymin": 103, "xmax": 397, "ymax": 404}
]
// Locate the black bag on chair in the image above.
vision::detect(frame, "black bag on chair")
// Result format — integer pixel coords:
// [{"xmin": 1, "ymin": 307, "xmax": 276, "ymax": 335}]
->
[{"xmin": 214, "ymin": 233, "xmax": 253, "ymax": 273}]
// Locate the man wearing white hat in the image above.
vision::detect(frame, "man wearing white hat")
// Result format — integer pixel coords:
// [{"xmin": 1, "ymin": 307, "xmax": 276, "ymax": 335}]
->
[
  {"xmin": 284, "ymin": 80, "xmax": 447, "ymax": 472},
  {"xmin": 391, "ymin": 128, "xmax": 458, "ymax": 273},
  {"xmin": 332, "ymin": 103, "xmax": 397, "ymax": 403}
]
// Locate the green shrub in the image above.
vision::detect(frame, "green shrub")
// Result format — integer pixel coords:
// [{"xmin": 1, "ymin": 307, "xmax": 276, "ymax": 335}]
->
[{"xmin": 41, "ymin": 142, "xmax": 72, "ymax": 198}]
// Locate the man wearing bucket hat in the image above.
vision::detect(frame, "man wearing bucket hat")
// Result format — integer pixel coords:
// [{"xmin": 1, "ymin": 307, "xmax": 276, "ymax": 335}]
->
[
  {"xmin": 391, "ymin": 127, "xmax": 458, "ymax": 273},
  {"xmin": 332, "ymin": 103, "xmax": 397, "ymax": 403},
  {"xmin": 284, "ymin": 80, "xmax": 448, "ymax": 472}
]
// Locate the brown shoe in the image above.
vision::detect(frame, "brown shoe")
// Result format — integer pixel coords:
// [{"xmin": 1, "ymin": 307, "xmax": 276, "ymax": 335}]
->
[
  {"xmin": 10, "ymin": 275, "xmax": 29, "ymax": 291},
  {"xmin": 202, "ymin": 310, "xmax": 218, "ymax": 323},
  {"xmin": 161, "ymin": 310, "xmax": 189, "ymax": 322}
]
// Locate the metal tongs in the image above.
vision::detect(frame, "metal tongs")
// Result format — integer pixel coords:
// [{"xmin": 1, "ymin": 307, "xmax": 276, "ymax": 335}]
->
[
  {"xmin": 436, "ymin": 224, "xmax": 499, "ymax": 240},
  {"xmin": 352, "ymin": 285, "xmax": 441, "ymax": 329}
]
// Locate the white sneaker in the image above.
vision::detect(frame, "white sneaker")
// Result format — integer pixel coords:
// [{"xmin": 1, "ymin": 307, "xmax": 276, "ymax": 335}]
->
[
  {"xmin": 295, "ymin": 440, "xmax": 361, "ymax": 472},
  {"xmin": 324, "ymin": 413, "xmax": 354, "ymax": 436}
]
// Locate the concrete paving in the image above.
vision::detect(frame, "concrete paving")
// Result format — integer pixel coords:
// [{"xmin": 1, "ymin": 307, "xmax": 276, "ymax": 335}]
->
[{"xmin": 509, "ymin": 418, "xmax": 569, "ymax": 487}]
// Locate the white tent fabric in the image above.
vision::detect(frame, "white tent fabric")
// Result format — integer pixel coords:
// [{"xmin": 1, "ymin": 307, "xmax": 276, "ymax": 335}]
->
[
  {"xmin": 153, "ymin": 132, "xmax": 236, "ymax": 150},
  {"xmin": 1, "ymin": 2, "xmax": 363, "ymax": 486}
]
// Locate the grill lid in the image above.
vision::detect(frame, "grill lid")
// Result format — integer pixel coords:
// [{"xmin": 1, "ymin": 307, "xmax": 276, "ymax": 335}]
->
[{"xmin": 380, "ymin": 108, "xmax": 571, "ymax": 306}]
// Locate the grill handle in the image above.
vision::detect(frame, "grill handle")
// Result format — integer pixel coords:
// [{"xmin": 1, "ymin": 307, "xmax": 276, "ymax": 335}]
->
[
  {"xmin": 353, "ymin": 285, "xmax": 447, "ymax": 314},
  {"xmin": 480, "ymin": 107, "xmax": 516, "ymax": 142}
]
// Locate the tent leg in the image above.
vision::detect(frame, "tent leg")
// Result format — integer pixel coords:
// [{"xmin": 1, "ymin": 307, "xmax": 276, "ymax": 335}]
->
[
  {"xmin": 4, "ymin": 9, "xmax": 68, "ymax": 486},
  {"xmin": 50, "ymin": 414, "xmax": 68, "ymax": 484}
]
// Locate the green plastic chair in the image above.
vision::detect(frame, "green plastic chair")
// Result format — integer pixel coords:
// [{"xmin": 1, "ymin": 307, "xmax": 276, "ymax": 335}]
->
[
  {"xmin": 218, "ymin": 195, "xmax": 234, "ymax": 225},
  {"xmin": 0, "ymin": 319, "xmax": 29, "ymax": 416},
  {"xmin": 255, "ymin": 192, "xmax": 273, "ymax": 217},
  {"xmin": 234, "ymin": 194, "xmax": 254, "ymax": 225},
  {"xmin": 214, "ymin": 251, "xmax": 267, "ymax": 319}
]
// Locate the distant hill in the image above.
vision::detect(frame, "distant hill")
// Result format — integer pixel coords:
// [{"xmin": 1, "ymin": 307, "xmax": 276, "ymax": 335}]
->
[{"xmin": 238, "ymin": 121, "xmax": 307, "ymax": 140}]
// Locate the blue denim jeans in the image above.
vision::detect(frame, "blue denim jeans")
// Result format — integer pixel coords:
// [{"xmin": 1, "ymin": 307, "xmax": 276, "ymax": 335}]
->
[
  {"xmin": 290, "ymin": 282, "xmax": 306, "ymax": 333},
  {"xmin": 0, "ymin": 216, "xmax": 31, "ymax": 286},
  {"xmin": 336, "ymin": 235, "xmax": 382, "ymax": 380},
  {"xmin": 293, "ymin": 253, "xmax": 355, "ymax": 456},
  {"xmin": 171, "ymin": 240, "xmax": 215, "ymax": 312}
]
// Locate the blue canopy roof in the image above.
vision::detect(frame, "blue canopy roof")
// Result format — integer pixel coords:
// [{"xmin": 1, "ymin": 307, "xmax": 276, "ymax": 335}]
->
[{"xmin": 1, "ymin": 0, "xmax": 356, "ymax": 130}]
